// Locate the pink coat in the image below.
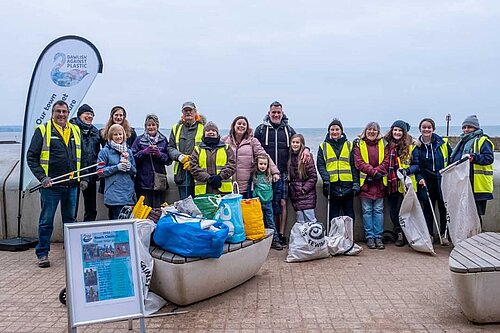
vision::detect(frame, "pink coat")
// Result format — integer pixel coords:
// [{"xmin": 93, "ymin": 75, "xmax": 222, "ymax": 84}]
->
[{"xmin": 222, "ymin": 133, "xmax": 279, "ymax": 194}]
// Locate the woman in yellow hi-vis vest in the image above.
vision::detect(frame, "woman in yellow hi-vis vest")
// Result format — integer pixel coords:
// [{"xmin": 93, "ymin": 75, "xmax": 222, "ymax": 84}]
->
[
  {"xmin": 384, "ymin": 120, "xmax": 418, "ymax": 247},
  {"xmin": 450, "ymin": 115, "xmax": 494, "ymax": 225},
  {"xmin": 317, "ymin": 119, "xmax": 360, "ymax": 225},
  {"xmin": 190, "ymin": 122, "xmax": 236, "ymax": 196}
]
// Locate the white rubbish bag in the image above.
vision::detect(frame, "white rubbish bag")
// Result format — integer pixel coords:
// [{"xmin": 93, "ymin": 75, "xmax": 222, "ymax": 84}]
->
[
  {"xmin": 440, "ymin": 157, "xmax": 481, "ymax": 245},
  {"xmin": 137, "ymin": 220, "xmax": 167, "ymax": 315},
  {"xmin": 326, "ymin": 216, "xmax": 363, "ymax": 256},
  {"xmin": 398, "ymin": 173, "xmax": 435, "ymax": 255},
  {"xmin": 286, "ymin": 222, "xmax": 330, "ymax": 263}
]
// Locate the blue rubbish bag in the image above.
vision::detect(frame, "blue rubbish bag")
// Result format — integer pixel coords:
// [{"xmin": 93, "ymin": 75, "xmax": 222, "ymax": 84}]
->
[
  {"xmin": 153, "ymin": 212, "xmax": 229, "ymax": 258},
  {"xmin": 215, "ymin": 193, "xmax": 246, "ymax": 243}
]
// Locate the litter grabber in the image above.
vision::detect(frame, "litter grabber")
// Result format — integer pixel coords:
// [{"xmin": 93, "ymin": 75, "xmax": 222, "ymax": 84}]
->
[
  {"xmin": 29, "ymin": 161, "xmax": 105, "ymax": 193},
  {"xmin": 422, "ymin": 184, "xmax": 444, "ymax": 245}
]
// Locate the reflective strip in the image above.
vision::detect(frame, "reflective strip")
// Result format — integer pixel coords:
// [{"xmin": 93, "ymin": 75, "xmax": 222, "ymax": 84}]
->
[
  {"xmin": 474, "ymin": 170, "xmax": 493, "ymax": 175},
  {"xmin": 173, "ymin": 123, "xmax": 204, "ymax": 175},
  {"xmin": 358, "ymin": 139, "xmax": 386, "ymax": 187},
  {"xmin": 321, "ymin": 141, "xmax": 353, "ymax": 182},
  {"xmin": 472, "ymin": 136, "xmax": 494, "ymax": 194},
  {"xmin": 194, "ymin": 144, "xmax": 231, "ymax": 195}
]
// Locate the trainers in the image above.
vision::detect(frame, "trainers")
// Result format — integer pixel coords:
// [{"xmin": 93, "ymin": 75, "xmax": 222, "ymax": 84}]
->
[
  {"xmin": 375, "ymin": 238, "xmax": 385, "ymax": 249},
  {"xmin": 395, "ymin": 232, "xmax": 405, "ymax": 247},
  {"xmin": 38, "ymin": 256, "xmax": 50, "ymax": 268},
  {"xmin": 440, "ymin": 234, "xmax": 450, "ymax": 246},
  {"xmin": 271, "ymin": 241, "xmax": 283, "ymax": 251},
  {"xmin": 279, "ymin": 233, "xmax": 288, "ymax": 246},
  {"xmin": 366, "ymin": 238, "xmax": 376, "ymax": 249}
]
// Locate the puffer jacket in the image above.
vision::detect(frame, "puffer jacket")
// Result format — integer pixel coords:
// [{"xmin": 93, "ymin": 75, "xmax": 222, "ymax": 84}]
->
[
  {"xmin": 222, "ymin": 132, "xmax": 279, "ymax": 194},
  {"xmin": 131, "ymin": 132, "xmax": 172, "ymax": 190},
  {"xmin": 317, "ymin": 133, "xmax": 360, "ymax": 196},
  {"xmin": 97, "ymin": 144, "xmax": 136, "ymax": 206},
  {"xmin": 288, "ymin": 152, "xmax": 318, "ymax": 210},
  {"xmin": 353, "ymin": 137, "xmax": 389, "ymax": 200},
  {"xmin": 254, "ymin": 114, "xmax": 296, "ymax": 173}
]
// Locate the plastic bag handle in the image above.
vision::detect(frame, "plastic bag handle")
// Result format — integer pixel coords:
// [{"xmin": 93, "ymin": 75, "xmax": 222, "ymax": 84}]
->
[
  {"xmin": 232, "ymin": 182, "xmax": 240, "ymax": 194},
  {"xmin": 207, "ymin": 196, "xmax": 220, "ymax": 207}
]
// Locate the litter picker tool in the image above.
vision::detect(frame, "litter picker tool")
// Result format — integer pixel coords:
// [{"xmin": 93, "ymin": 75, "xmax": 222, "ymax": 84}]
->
[{"xmin": 423, "ymin": 184, "xmax": 443, "ymax": 245}]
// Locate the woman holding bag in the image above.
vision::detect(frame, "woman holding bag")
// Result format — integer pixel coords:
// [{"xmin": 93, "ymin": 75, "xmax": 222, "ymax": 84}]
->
[{"xmin": 132, "ymin": 114, "xmax": 172, "ymax": 207}]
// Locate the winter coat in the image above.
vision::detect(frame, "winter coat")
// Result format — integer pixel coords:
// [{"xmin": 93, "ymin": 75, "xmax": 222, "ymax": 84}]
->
[
  {"xmin": 70, "ymin": 117, "xmax": 101, "ymax": 182},
  {"xmin": 167, "ymin": 118, "xmax": 205, "ymax": 185},
  {"xmin": 288, "ymin": 152, "xmax": 318, "ymax": 210},
  {"xmin": 27, "ymin": 120, "xmax": 81, "ymax": 187},
  {"xmin": 190, "ymin": 139, "xmax": 236, "ymax": 194},
  {"xmin": 317, "ymin": 133, "xmax": 360, "ymax": 196},
  {"xmin": 222, "ymin": 132, "xmax": 279, "ymax": 194},
  {"xmin": 353, "ymin": 137, "xmax": 389, "ymax": 200},
  {"xmin": 254, "ymin": 114, "xmax": 296, "ymax": 173},
  {"xmin": 131, "ymin": 132, "xmax": 172, "ymax": 190},
  {"xmin": 97, "ymin": 144, "xmax": 136, "ymax": 206}
]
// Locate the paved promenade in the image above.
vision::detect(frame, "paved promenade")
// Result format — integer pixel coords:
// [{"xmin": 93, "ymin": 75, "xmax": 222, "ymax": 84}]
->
[{"xmin": 2, "ymin": 242, "xmax": 500, "ymax": 333}]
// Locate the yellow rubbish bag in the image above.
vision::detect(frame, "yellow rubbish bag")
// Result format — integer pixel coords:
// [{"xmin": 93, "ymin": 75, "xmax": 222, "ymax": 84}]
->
[{"xmin": 240, "ymin": 197, "xmax": 266, "ymax": 240}]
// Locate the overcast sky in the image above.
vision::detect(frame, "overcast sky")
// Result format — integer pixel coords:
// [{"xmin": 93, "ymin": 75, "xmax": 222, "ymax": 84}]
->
[{"xmin": 1, "ymin": 1, "xmax": 500, "ymax": 130}]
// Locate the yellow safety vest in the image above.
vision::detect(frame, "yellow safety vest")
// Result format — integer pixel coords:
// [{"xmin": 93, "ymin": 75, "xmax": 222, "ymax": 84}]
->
[
  {"xmin": 194, "ymin": 145, "xmax": 232, "ymax": 195},
  {"xmin": 37, "ymin": 121, "xmax": 81, "ymax": 179},
  {"xmin": 172, "ymin": 122, "xmax": 204, "ymax": 175},
  {"xmin": 472, "ymin": 136, "xmax": 494, "ymax": 194},
  {"xmin": 358, "ymin": 139, "xmax": 387, "ymax": 187},
  {"xmin": 397, "ymin": 145, "xmax": 417, "ymax": 193},
  {"xmin": 441, "ymin": 138, "xmax": 449, "ymax": 168},
  {"xmin": 321, "ymin": 141, "xmax": 353, "ymax": 182}
]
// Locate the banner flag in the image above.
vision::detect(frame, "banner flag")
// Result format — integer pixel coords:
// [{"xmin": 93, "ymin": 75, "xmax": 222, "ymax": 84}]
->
[
  {"xmin": 440, "ymin": 159, "xmax": 481, "ymax": 245},
  {"xmin": 20, "ymin": 35, "xmax": 103, "ymax": 192}
]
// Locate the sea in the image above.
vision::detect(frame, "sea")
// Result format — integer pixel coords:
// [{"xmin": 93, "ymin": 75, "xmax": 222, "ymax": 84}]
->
[{"xmin": 2, "ymin": 125, "xmax": 500, "ymax": 157}]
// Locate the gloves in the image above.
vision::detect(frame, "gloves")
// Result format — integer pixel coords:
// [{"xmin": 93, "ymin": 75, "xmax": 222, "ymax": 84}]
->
[
  {"xmin": 322, "ymin": 183, "xmax": 330, "ymax": 198},
  {"xmin": 182, "ymin": 161, "xmax": 191, "ymax": 170},
  {"xmin": 143, "ymin": 146, "xmax": 154, "ymax": 154},
  {"xmin": 152, "ymin": 147, "xmax": 161, "ymax": 156},
  {"xmin": 373, "ymin": 172, "xmax": 382, "ymax": 180},
  {"xmin": 209, "ymin": 175, "xmax": 222, "ymax": 189},
  {"xmin": 41, "ymin": 177, "xmax": 52, "ymax": 188},
  {"xmin": 125, "ymin": 160, "xmax": 132, "ymax": 171},
  {"xmin": 80, "ymin": 180, "xmax": 89, "ymax": 192},
  {"xmin": 117, "ymin": 162, "xmax": 128, "ymax": 172},
  {"xmin": 179, "ymin": 154, "xmax": 189, "ymax": 164}
]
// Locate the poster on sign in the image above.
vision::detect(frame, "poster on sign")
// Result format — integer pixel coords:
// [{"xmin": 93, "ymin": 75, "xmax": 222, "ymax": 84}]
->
[{"xmin": 64, "ymin": 220, "xmax": 144, "ymax": 328}]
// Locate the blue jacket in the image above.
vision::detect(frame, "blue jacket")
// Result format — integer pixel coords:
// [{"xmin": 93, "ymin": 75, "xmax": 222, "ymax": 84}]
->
[
  {"xmin": 132, "ymin": 132, "xmax": 171, "ymax": 190},
  {"xmin": 412, "ymin": 133, "xmax": 452, "ymax": 183},
  {"xmin": 97, "ymin": 144, "xmax": 137, "ymax": 206}
]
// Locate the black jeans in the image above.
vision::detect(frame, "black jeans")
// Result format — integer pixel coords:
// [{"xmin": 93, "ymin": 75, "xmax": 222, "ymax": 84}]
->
[
  {"xmin": 329, "ymin": 193, "xmax": 355, "ymax": 222},
  {"xmin": 418, "ymin": 179, "xmax": 447, "ymax": 236},
  {"xmin": 388, "ymin": 192, "xmax": 403, "ymax": 234},
  {"xmin": 136, "ymin": 188, "xmax": 167, "ymax": 208}
]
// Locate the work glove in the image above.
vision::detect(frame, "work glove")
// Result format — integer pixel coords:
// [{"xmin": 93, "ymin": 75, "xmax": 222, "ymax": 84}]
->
[
  {"xmin": 178, "ymin": 154, "xmax": 190, "ymax": 164},
  {"xmin": 41, "ymin": 176, "xmax": 52, "ymax": 188},
  {"xmin": 182, "ymin": 161, "xmax": 191, "ymax": 170},
  {"xmin": 117, "ymin": 162, "xmax": 128, "ymax": 172},
  {"xmin": 80, "ymin": 180, "xmax": 89, "ymax": 192},
  {"xmin": 210, "ymin": 175, "xmax": 223, "ymax": 189},
  {"xmin": 373, "ymin": 172, "xmax": 383, "ymax": 181},
  {"xmin": 322, "ymin": 183, "xmax": 330, "ymax": 198}
]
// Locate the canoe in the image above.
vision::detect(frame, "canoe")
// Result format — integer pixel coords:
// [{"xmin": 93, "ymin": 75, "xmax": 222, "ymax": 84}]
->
[{"xmin": 149, "ymin": 228, "xmax": 273, "ymax": 305}]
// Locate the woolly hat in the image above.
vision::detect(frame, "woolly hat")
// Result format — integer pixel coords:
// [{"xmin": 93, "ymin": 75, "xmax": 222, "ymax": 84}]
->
[
  {"xmin": 391, "ymin": 120, "xmax": 410, "ymax": 132},
  {"xmin": 77, "ymin": 104, "xmax": 94, "ymax": 117},
  {"xmin": 328, "ymin": 118, "xmax": 343, "ymax": 132},
  {"xmin": 462, "ymin": 115, "xmax": 480, "ymax": 129},
  {"xmin": 204, "ymin": 121, "xmax": 219, "ymax": 134}
]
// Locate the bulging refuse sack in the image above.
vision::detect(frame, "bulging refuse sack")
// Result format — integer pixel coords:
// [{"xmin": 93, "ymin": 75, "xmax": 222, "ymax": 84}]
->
[
  {"xmin": 326, "ymin": 216, "xmax": 363, "ymax": 256},
  {"xmin": 286, "ymin": 221, "xmax": 330, "ymax": 263}
]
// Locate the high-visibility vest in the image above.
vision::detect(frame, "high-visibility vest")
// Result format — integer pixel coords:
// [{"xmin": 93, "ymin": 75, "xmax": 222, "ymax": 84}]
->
[
  {"xmin": 321, "ymin": 141, "xmax": 353, "ymax": 182},
  {"xmin": 397, "ymin": 145, "xmax": 417, "ymax": 193},
  {"xmin": 194, "ymin": 145, "xmax": 232, "ymax": 195},
  {"xmin": 472, "ymin": 136, "xmax": 494, "ymax": 194},
  {"xmin": 441, "ymin": 138, "xmax": 449, "ymax": 168},
  {"xmin": 358, "ymin": 139, "xmax": 387, "ymax": 187},
  {"xmin": 172, "ymin": 122, "xmax": 204, "ymax": 175},
  {"xmin": 37, "ymin": 120, "xmax": 81, "ymax": 178}
]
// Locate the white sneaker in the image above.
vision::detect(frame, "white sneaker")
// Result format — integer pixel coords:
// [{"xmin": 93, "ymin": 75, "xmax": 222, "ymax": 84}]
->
[{"xmin": 440, "ymin": 234, "xmax": 450, "ymax": 246}]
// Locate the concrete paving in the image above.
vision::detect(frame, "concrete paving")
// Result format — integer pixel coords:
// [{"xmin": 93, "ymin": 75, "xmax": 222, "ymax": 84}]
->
[{"xmin": 2, "ymin": 242, "xmax": 500, "ymax": 333}]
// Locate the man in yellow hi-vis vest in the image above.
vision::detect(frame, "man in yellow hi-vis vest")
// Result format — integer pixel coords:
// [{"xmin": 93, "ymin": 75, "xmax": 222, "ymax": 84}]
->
[
  {"xmin": 167, "ymin": 101, "xmax": 205, "ymax": 199},
  {"xmin": 450, "ymin": 115, "xmax": 494, "ymax": 225},
  {"xmin": 27, "ymin": 100, "xmax": 82, "ymax": 268}
]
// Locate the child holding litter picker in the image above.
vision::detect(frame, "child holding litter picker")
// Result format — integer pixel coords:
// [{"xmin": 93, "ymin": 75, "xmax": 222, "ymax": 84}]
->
[
  {"xmin": 97, "ymin": 124, "xmax": 137, "ymax": 220},
  {"xmin": 287, "ymin": 134, "xmax": 318, "ymax": 223}
]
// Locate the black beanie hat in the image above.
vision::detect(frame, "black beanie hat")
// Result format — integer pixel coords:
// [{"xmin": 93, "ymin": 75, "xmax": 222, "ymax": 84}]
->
[
  {"xmin": 77, "ymin": 104, "xmax": 94, "ymax": 117},
  {"xmin": 328, "ymin": 118, "xmax": 343, "ymax": 132},
  {"xmin": 391, "ymin": 120, "xmax": 410, "ymax": 133}
]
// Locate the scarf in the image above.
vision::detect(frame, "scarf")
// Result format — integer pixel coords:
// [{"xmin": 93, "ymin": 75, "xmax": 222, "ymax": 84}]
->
[
  {"xmin": 75, "ymin": 117, "xmax": 92, "ymax": 134},
  {"xmin": 147, "ymin": 132, "xmax": 159, "ymax": 145},
  {"xmin": 203, "ymin": 136, "xmax": 221, "ymax": 150},
  {"xmin": 387, "ymin": 146, "xmax": 399, "ymax": 194},
  {"xmin": 450, "ymin": 129, "xmax": 484, "ymax": 162},
  {"xmin": 109, "ymin": 140, "xmax": 128, "ymax": 154}
]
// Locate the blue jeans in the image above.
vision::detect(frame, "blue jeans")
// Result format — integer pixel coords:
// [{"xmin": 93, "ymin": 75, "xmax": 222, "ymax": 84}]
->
[
  {"xmin": 35, "ymin": 186, "xmax": 78, "ymax": 258},
  {"xmin": 360, "ymin": 197, "xmax": 384, "ymax": 240},
  {"xmin": 261, "ymin": 201, "xmax": 280, "ymax": 242}
]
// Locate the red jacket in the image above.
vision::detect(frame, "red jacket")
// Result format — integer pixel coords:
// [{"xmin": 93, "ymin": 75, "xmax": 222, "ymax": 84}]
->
[{"xmin": 353, "ymin": 138, "xmax": 389, "ymax": 200}]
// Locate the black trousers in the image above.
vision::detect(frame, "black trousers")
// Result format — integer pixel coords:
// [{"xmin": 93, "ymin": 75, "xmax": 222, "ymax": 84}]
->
[
  {"xmin": 75, "ymin": 180, "xmax": 97, "ymax": 221},
  {"xmin": 329, "ymin": 193, "xmax": 355, "ymax": 222},
  {"xmin": 136, "ymin": 188, "xmax": 167, "ymax": 208},
  {"xmin": 418, "ymin": 179, "xmax": 447, "ymax": 236},
  {"xmin": 388, "ymin": 192, "xmax": 403, "ymax": 234}
]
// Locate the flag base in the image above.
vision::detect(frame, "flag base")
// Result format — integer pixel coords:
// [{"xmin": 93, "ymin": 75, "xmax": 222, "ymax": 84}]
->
[{"xmin": 0, "ymin": 237, "xmax": 38, "ymax": 252}]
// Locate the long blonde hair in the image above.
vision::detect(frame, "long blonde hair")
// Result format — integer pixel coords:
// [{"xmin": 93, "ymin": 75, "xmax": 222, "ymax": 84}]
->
[
  {"xmin": 288, "ymin": 134, "xmax": 308, "ymax": 181},
  {"xmin": 101, "ymin": 106, "xmax": 133, "ymax": 140},
  {"xmin": 252, "ymin": 154, "xmax": 273, "ymax": 183}
]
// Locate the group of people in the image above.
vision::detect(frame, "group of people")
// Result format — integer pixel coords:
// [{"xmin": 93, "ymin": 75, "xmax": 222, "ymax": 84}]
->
[{"xmin": 27, "ymin": 99, "xmax": 494, "ymax": 267}]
